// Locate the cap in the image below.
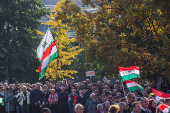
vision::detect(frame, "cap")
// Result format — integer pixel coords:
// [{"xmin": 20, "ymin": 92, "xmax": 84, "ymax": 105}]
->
[{"xmin": 149, "ymin": 93, "xmax": 156, "ymax": 97}]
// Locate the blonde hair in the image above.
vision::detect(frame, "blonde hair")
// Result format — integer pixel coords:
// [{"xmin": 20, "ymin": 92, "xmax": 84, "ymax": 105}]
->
[{"xmin": 108, "ymin": 104, "xmax": 120, "ymax": 113}]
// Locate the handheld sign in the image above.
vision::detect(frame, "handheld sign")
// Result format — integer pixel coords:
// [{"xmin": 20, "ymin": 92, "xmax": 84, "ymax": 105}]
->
[{"xmin": 86, "ymin": 71, "xmax": 95, "ymax": 77}]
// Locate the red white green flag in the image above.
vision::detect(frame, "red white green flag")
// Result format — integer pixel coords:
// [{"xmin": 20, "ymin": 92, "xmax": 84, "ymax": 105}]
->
[
  {"xmin": 125, "ymin": 80, "xmax": 144, "ymax": 92},
  {"xmin": 23, "ymin": 96, "xmax": 26, "ymax": 101},
  {"xmin": 159, "ymin": 104, "xmax": 170, "ymax": 113},
  {"xmin": 119, "ymin": 66, "xmax": 140, "ymax": 81},
  {"xmin": 152, "ymin": 88, "xmax": 170, "ymax": 102},
  {"xmin": 37, "ymin": 27, "xmax": 59, "ymax": 80}
]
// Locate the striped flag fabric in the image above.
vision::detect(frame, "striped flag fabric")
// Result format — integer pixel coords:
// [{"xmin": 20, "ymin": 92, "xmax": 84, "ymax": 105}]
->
[
  {"xmin": 23, "ymin": 95, "xmax": 26, "ymax": 100},
  {"xmin": 0, "ymin": 98, "xmax": 4, "ymax": 106},
  {"xmin": 125, "ymin": 80, "xmax": 144, "ymax": 92},
  {"xmin": 152, "ymin": 88, "xmax": 170, "ymax": 102},
  {"xmin": 73, "ymin": 96, "xmax": 77, "ymax": 105},
  {"xmin": 68, "ymin": 96, "xmax": 72, "ymax": 105},
  {"xmin": 159, "ymin": 104, "xmax": 170, "ymax": 113},
  {"xmin": 37, "ymin": 28, "xmax": 59, "ymax": 80},
  {"xmin": 119, "ymin": 66, "xmax": 140, "ymax": 81}
]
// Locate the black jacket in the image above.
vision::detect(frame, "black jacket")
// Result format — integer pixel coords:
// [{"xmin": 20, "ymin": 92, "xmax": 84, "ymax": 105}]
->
[
  {"xmin": 141, "ymin": 109, "xmax": 151, "ymax": 113},
  {"xmin": 58, "ymin": 92, "xmax": 68, "ymax": 106},
  {"xmin": 30, "ymin": 89, "xmax": 43, "ymax": 104},
  {"xmin": 76, "ymin": 95, "xmax": 86, "ymax": 106}
]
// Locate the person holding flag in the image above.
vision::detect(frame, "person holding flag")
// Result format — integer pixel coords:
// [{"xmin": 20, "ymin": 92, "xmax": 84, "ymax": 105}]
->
[
  {"xmin": 68, "ymin": 89, "xmax": 77, "ymax": 113},
  {"xmin": 48, "ymin": 89, "xmax": 58, "ymax": 113},
  {"xmin": 30, "ymin": 83, "xmax": 44, "ymax": 113},
  {"xmin": 19, "ymin": 86, "xmax": 30, "ymax": 113}
]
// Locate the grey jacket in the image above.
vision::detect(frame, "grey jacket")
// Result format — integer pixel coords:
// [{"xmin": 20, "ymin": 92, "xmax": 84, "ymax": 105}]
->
[{"xmin": 88, "ymin": 101, "xmax": 99, "ymax": 113}]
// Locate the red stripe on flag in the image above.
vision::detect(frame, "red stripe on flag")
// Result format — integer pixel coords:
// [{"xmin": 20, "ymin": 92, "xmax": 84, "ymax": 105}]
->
[
  {"xmin": 125, "ymin": 80, "xmax": 138, "ymax": 84},
  {"xmin": 159, "ymin": 104, "xmax": 169, "ymax": 111},
  {"xmin": 119, "ymin": 66, "xmax": 140, "ymax": 72},
  {"xmin": 37, "ymin": 41, "xmax": 56, "ymax": 72},
  {"xmin": 152, "ymin": 88, "xmax": 170, "ymax": 98}
]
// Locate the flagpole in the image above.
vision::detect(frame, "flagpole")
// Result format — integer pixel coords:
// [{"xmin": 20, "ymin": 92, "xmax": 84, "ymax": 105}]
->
[{"xmin": 121, "ymin": 80, "xmax": 126, "ymax": 97}]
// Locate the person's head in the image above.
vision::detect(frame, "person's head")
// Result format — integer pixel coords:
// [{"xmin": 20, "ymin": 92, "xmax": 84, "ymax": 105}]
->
[
  {"xmin": 72, "ymin": 89, "xmax": 76, "ymax": 96},
  {"xmin": 118, "ymin": 102, "xmax": 126, "ymax": 113},
  {"xmin": 76, "ymin": 84, "xmax": 80, "ymax": 89},
  {"xmin": 93, "ymin": 95, "xmax": 98, "ymax": 102},
  {"xmin": 55, "ymin": 83, "xmax": 59, "ymax": 89},
  {"xmin": 36, "ymin": 83, "xmax": 41, "ymax": 90},
  {"xmin": 149, "ymin": 93, "xmax": 156, "ymax": 100},
  {"xmin": 142, "ymin": 91, "xmax": 148, "ymax": 97},
  {"xmin": 63, "ymin": 79, "xmax": 67, "ymax": 84},
  {"xmin": 79, "ymin": 90, "xmax": 84, "ymax": 96},
  {"xmin": 132, "ymin": 102, "xmax": 141, "ymax": 113},
  {"xmin": 140, "ymin": 97, "xmax": 149, "ymax": 109},
  {"xmin": 22, "ymin": 86, "xmax": 27, "ymax": 92},
  {"xmin": 97, "ymin": 104, "xmax": 103, "ymax": 111},
  {"xmin": 15, "ymin": 83, "xmax": 20, "ymax": 89},
  {"xmin": 90, "ymin": 93, "xmax": 95, "ymax": 100},
  {"xmin": 108, "ymin": 104, "xmax": 120, "ymax": 113},
  {"xmin": 75, "ymin": 104, "xmax": 84, "ymax": 113},
  {"xmin": 127, "ymin": 93, "xmax": 136, "ymax": 104},
  {"xmin": 41, "ymin": 107, "xmax": 51, "ymax": 113},
  {"xmin": 43, "ymin": 89, "xmax": 48, "ymax": 95},
  {"xmin": 105, "ymin": 101, "xmax": 111, "ymax": 109},
  {"xmin": 114, "ymin": 96, "xmax": 121, "ymax": 103},
  {"xmin": 61, "ymin": 87, "xmax": 65, "ymax": 93},
  {"xmin": 71, "ymin": 80, "xmax": 75, "ymax": 86},
  {"xmin": 107, "ymin": 94, "xmax": 113, "ymax": 102},
  {"xmin": 165, "ymin": 98, "xmax": 170, "ymax": 106},
  {"xmin": 148, "ymin": 99, "xmax": 157, "ymax": 111},
  {"xmin": 6, "ymin": 87, "xmax": 11, "ymax": 93},
  {"xmin": 50, "ymin": 89, "xmax": 55, "ymax": 95},
  {"xmin": 120, "ymin": 98, "xmax": 128, "ymax": 106},
  {"xmin": 102, "ymin": 95, "xmax": 106, "ymax": 103},
  {"xmin": 107, "ymin": 80, "xmax": 111, "ymax": 85}
]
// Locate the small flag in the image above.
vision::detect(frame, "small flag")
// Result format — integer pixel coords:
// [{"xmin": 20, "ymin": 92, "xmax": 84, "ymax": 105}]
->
[
  {"xmin": 37, "ymin": 27, "xmax": 59, "ymax": 80},
  {"xmin": 23, "ymin": 96, "xmax": 26, "ymax": 100},
  {"xmin": 152, "ymin": 89, "xmax": 170, "ymax": 102},
  {"xmin": 159, "ymin": 104, "xmax": 170, "ymax": 113},
  {"xmin": 125, "ymin": 80, "xmax": 144, "ymax": 92},
  {"xmin": 0, "ymin": 98, "xmax": 4, "ymax": 106},
  {"xmin": 68, "ymin": 96, "xmax": 72, "ymax": 105},
  {"xmin": 38, "ymin": 100, "xmax": 43, "ymax": 107},
  {"xmin": 73, "ymin": 96, "xmax": 77, "ymax": 106},
  {"xmin": 119, "ymin": 66, "xmax": 140, "ymax": 81},
  {"xmin": 42, "ymin": 101, "xmax": 45, "ymax": 105}
]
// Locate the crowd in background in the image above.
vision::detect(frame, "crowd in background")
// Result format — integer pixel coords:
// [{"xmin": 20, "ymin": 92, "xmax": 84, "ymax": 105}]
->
[{"xmin": 0, "ymin": 79, "xmax": 169, "ymax": 113}]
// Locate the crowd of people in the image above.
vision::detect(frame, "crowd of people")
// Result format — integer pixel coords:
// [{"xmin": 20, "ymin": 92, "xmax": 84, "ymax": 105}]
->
[{"xmin": 0, "ymin": 79, "xmax": 169, "ymax": 113}]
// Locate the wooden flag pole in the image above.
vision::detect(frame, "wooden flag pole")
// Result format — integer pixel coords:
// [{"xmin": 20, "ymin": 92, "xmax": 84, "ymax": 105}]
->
[{"xmin": 121, "ymin": 80, "xmax": 126, "ymax": 97}]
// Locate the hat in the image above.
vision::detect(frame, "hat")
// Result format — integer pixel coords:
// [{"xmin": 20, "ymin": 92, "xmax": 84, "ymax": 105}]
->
[
  {"xmin": 93, "ymin": 95, "xmax": 98, "ymax": 98},
  {"xmin": 149, "ymin": 93, "xmax": 156, "ymax": 97}
]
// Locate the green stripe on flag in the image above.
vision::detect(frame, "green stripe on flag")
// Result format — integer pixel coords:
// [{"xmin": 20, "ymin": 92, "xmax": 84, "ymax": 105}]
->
[
  {"xmin": 128, "ymin": 86, "xmax": 144, "ymax": 92},
  {"xmin": 0, "ymin": 98, "xmax": 4, "ymax": 106},
  {"xmin": 121, "ymin": 74, "xmax": 139, "ymax": 81},
  {"xmin": 39, "ymin": 51, "xmax": 59, "ymax": 80}
]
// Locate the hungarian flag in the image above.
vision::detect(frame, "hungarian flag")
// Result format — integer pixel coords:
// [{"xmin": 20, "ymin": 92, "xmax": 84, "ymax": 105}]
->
[
  {"xmin": 23, "ymin": 95, "xmax": 26, "ymax": 101},
  {"xmin": 119, "ymin": 66, "xmax": 140, "ymax": 81},
  {"xmin": 159, "ymin": 104, "xmax": 170, "ymax": 113},
  {"xmin": 152, "ymin": 89, "xmax": 170, "ymax": 102},
  {"xmin": 0, "ymin": 98, "xmax": 4, "ymax": 106},
  {"xmin": 37, "ymin": 28, "xmax": 59, "ymax": 80},
  {"xmin": 73, "ymin": 96, "xmax": 77, "ymax": 105},
  {"xmin": 125, "ymin": 80, "xmax": 144, "ymax": 92}
]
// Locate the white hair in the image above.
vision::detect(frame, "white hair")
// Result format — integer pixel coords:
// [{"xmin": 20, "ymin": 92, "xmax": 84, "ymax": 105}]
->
[
  {"xmin": 107, "ymin": 80, "xmax": 111, "ymax": 84},
  {"xmin": 90, "ymin": 93, "xmax": 95, "ymax": 98},
  {"xmin": 75, "ymin": 104, "xmax": 83, "ymax": 111},
  {"xmin": 97, "ymin": 104, "xmax": 103, "ymax": 111}
]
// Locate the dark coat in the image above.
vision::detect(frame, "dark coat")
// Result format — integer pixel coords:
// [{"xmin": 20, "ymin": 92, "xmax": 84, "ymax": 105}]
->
[
  {"xmin": 141, "ymin": 109, "xmax": 151, "ymax": 113},
  {"xmin": 76, "ymin": 95, "xmax": 86, "ymax": 106},
  {"xmin": 58, "ymin": 92, "xmax": 68, "ymax": 106},
  {"xmin": 30, "ymin": 89, "xmax": 43, "ymax": 104}
]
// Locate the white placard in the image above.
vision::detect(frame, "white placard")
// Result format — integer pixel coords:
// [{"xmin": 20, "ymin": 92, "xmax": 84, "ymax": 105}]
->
[{"xmin": 86, "ymin": 71, "xmax": 95, "ymax": 76}]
